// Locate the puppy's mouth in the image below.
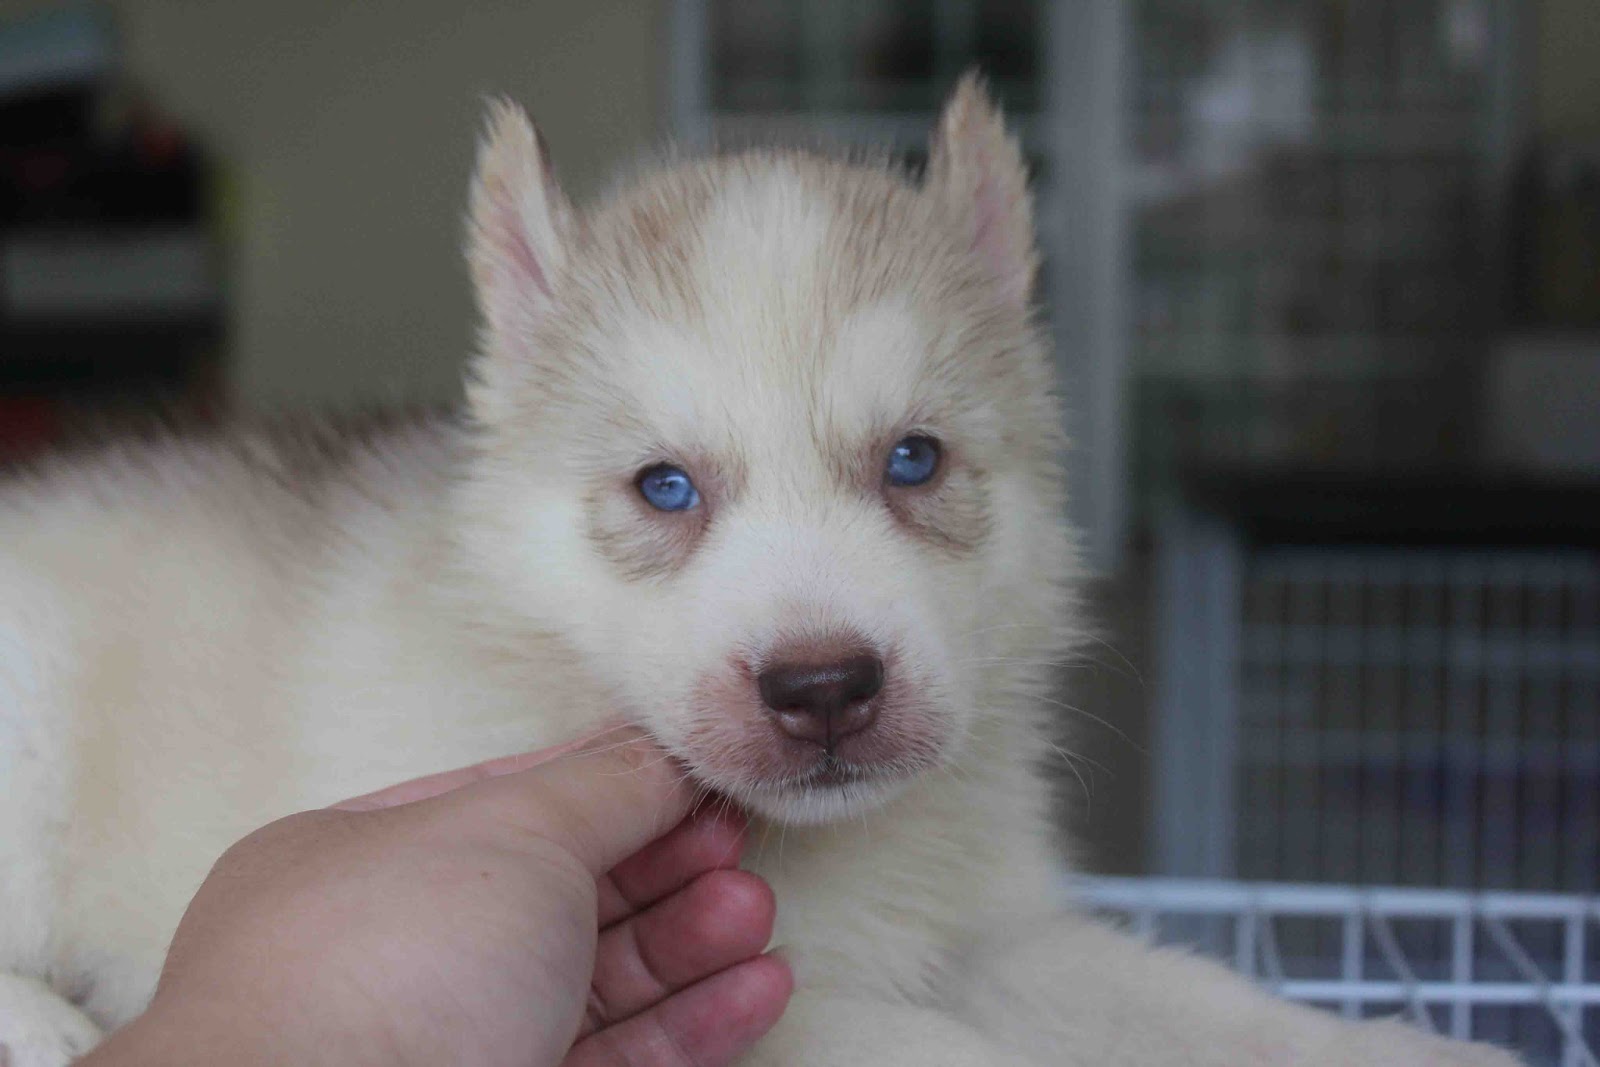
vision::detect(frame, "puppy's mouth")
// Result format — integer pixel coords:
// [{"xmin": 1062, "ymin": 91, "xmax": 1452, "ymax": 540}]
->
[
  {"xmin": 789, "ymin": 755, "xmax": 880, "ymax": 789},
  {"xmin": 724, "ymin": 755, "xmax": 922, "ymax": 825}
]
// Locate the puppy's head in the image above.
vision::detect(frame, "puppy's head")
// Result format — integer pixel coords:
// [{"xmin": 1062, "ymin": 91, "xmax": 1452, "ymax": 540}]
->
[{"xmin": 459, "ymin": 77, "xmax": 1071, "ymax": 824}]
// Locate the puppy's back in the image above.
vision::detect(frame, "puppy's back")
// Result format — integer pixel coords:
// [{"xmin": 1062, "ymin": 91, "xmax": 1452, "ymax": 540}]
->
[{"xmin": 0, "ymin": 418, "xmax": 462, "ymax": 1020}]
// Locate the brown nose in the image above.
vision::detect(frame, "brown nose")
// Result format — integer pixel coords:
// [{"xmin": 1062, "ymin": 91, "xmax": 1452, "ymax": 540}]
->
[{"xmin": 758, "ymin": 654, "xmax": 884, "ymax": 749}]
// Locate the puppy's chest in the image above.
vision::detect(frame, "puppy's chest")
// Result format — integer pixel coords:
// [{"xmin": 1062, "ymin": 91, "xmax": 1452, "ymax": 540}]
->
[{"xmin": 744, "ymin": 815, "xmax": 1007, "ymax": 1003}]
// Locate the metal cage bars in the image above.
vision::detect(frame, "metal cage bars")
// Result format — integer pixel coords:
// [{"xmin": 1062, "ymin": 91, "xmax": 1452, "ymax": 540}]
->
[{"xmin": 1081, "ymin": 876, "xmax": 1600, "ymax": 1066}]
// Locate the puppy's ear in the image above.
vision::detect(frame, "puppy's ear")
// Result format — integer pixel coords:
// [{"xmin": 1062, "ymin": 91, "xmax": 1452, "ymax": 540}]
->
[
  {"xmin": 467, "ymin": 98, "xmax": 573, "ymax": 338},
  {"xmin": 927, "ymin": 73, "xmax": 1036, "ymax": 308}
]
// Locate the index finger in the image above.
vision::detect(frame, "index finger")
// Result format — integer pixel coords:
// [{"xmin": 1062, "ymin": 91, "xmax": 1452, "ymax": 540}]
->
[
  {"xmin": 332, "ymin": 723, "xmax": 631, "ymax": 812},
  {"xmin": 423, "ymin": 728, "xmax": 699, "ymax": 876}
]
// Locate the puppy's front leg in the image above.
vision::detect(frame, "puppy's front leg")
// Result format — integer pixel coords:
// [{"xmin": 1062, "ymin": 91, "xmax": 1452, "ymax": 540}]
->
[
  {"xmin": 949, "ymin": 913, "xmax": 1523, "ymax": 1066},
  {"xmin": 740, "ymin": 989, "xmax": 1041, "ymax": 1067},
  {"xmin": 0, "ymin": 973, "xmax": 103, "ymax": 1067}
]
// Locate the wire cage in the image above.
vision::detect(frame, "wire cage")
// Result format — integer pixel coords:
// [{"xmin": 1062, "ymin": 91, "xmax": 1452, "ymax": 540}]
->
[
  {"xmin": 1081, "ymin": 877, "xmax": 1600, "ymax": 1066},
  {"xmin": 1155, "ymin": 529, "xmax": 1600, "ymax": 893},
  {"xmin": 1236, "ymin": 547, "xmax": 1600, "ymax": 892}
]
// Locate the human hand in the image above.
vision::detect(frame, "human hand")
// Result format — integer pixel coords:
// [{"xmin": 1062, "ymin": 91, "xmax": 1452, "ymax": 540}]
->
[{"xmin": 81, "ymin": 728, "xmax": 790, "ymax": 1067}]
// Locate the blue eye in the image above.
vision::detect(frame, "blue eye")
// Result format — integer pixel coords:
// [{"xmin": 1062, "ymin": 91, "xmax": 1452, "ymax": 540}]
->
[
  {"xmin": 636, "ymin": 464, "xmax": 701, "ymax": 511},
  {"xmin": 886, "ymin": 435, "xmax": 941, "ymax": 487}
]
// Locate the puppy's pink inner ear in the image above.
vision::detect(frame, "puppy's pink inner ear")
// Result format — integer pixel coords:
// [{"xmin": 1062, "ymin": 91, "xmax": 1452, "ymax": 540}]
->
[
  {"xmin": 493, "ymin": 196, "xmax": 550, "ymax": 297},
  {"xmin": 931, "ymin": 75, "xmax": 1037, "ymax": 308},
  {"xmin": 969, "ymin": 166, "xmax": 1029, "ymax": 307},
  {"xmin": 469, "ymin": 101, "xmax": 571, "ymax": 327}
]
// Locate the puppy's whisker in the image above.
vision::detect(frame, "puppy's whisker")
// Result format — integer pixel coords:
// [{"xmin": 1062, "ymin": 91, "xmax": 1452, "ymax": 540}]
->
[
  {"xmin": 1073, "ymin": 634, "xmax": 1143, "ymax": 682},
  {"xmin": 1029, "ymin": 694, "xmax": 1143, "ymax": 752}
]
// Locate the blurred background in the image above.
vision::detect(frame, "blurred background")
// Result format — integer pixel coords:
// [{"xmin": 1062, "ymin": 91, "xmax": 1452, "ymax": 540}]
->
[{"xmin": 0, "ymin": 0, "xmax": 1596, "ymax": 896}]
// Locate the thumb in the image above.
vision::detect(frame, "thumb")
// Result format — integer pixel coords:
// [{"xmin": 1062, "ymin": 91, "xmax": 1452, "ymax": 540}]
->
[{"xmin": 417, "ymin": 728, "xmax": 698, "ymax": 876}]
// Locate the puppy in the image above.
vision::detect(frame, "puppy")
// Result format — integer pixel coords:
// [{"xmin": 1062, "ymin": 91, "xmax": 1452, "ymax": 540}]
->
[{"xmin": 0, "ymin": 77, "xmax": 1519, "ymax": 1065}]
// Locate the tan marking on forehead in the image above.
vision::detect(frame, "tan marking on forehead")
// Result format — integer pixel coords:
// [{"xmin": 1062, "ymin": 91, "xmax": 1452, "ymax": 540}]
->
[
  {"xmin": 567, "ymin": 170, "xmax": 719, "ymax": 329},
  {"xmin": 615, "ymin": 152, "xmax": 950, "ymax": 341}
]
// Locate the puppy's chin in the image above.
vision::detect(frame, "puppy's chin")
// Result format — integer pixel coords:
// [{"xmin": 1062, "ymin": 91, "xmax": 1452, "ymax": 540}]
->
[{"xmin": 718, "ymin": 765, "xmax": 916, "ymax": 826}]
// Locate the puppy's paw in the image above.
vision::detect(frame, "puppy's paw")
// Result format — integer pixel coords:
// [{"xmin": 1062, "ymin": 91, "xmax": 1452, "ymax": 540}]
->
[
  {"xmin": 0, "ymin": 974, "xmax": 102, "ymax": 1067},
  {"xmin": 1322, "ymin": 1018, "xmax": 1524, "ymax": 1067}
]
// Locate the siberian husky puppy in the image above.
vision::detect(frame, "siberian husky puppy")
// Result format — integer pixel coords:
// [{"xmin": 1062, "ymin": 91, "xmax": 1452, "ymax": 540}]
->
[{"xmin": 0, "ymin": 78, "xmax": 1518, "ymax": 1066}]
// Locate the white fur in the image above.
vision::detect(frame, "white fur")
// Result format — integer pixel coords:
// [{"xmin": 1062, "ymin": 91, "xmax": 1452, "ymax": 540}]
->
[{"xmin": 0, "ymin": 81, "xmax": 1519, "ymax": 1066}]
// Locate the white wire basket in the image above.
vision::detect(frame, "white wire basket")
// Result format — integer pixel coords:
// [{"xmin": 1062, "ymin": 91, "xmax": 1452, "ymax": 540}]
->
[{"xmin": 1079, "ymin": 877, "xmax": 1600, "ymax": 1066}]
